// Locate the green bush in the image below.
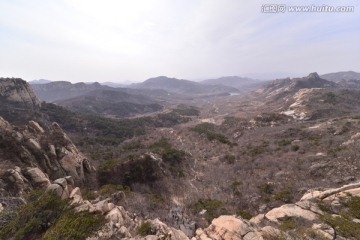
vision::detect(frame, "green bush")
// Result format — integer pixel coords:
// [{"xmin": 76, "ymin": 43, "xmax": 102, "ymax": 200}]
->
[
  {"xmin": 343, "ymin": 195, "xmax": 360, "ymax": 219},
  {"xmin": 291, "ymin": 145, "xmax": 300, "ymax": 151},
  {"xmin": 172, "ymin": 105, "xmax": 200, "ymax": 116},
  {"xmin": 221, "ymin": 154, "xmax": 236, "ymax": 164},
  {"xmin": 248, "ymin": 142, "xmax": 269, "ymax": 156},
  {"xmin": 99, "ymin": 184, "xmax": 130, "ymax": 196},
  {"xmin": 136, "ymin": 221, "xmax": 154, "ymax": 236},
  {"xmin": 0, "ymin": 191, "xmax": 105, "ymax": 240},
  {"xmin": 236, "ymin": 210, "xmax": 252, "ymax": 220},
  {"xmin": 149, "ymin": 138, "xmax": 186, "ymax": 174},
  {"xmin": 274, "ymin": 189, "xmax": 293, "ymax": 203},
  {"xmin": 192, "ymin": 199, "xmax": 224, "ymax": 222},
  {"xmin": 150, "ymin": 137, "xmax": 172, "ymax": 150},
  {"xmin": 258, "ymin": 183, "xmax": 274, "ymax": 195},
  {"xmin": 322, "ymin": 214, "xmax": 360, "ymax": 239},
  {"xmin": 43, "ymin": 210, "xmax": 105, "ymax": 240},
  {"xmin": 161, "ymin": 147, "xmax": 186, "ymax": 165},
  {"xmin": 278, "ymin": 139, "xmax": 292, "ymax": 146},
  {"xmin": 279, "ymin": 217, "xmax": 296, "ymax": 231},
  {"xmin": 97, "ymin": 159, "xmax": 122, "ymax": 172},
  {"xmin": 191, "ymin": 123, "xmax": 234, "ymax": 146}
]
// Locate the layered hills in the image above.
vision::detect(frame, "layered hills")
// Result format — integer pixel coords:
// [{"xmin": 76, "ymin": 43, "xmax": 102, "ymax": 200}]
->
[
  {"xmin": 1, "ymin": 74, "xmax": 360, "ymax": 239},
  {"xmin": 130, "ymin": 76, "xmax": 239, "ymax": 96}
]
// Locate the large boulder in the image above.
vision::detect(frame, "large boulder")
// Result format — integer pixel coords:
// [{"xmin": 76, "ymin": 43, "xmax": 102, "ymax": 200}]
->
[
  {"xmin": 193, "ymin": 215, "xmax": 262, "ymax": 240},
  {"xmin": 265, "ymin": 204, "xmax": 318, "ymax": 223},
  {"xmin": 0, "ymin": 117, "xmax": 95, "ymax": 192},
  {"xmin": 23, "ymin": 167, "xmax": 51, "ymax": 188}
]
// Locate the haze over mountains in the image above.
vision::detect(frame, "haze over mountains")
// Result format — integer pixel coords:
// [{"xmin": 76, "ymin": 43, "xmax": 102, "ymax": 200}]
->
[{"xmin": 2, "ymin": 70, "xmax": 360, "ymax": 239}]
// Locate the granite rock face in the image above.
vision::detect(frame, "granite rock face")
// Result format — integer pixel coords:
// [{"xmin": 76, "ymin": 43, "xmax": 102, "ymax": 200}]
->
[
  {"xmin": 0, "ymin": 117, "xmax": 95, "ymax": 194},
  {"xmin": 0, "ymin": 78, "xmax": 41, "ymax": 108}
]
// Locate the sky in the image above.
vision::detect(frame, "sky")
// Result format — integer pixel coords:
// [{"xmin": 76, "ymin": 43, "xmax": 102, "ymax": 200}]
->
[{"xmin": 0, "ymin": 0, "xmax": 359, "ymax": 83}]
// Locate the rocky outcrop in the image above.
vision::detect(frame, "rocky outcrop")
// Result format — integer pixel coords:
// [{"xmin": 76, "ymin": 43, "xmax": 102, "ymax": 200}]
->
[
  {"xmin": 193, "ymin": 215, "xmax": 262, "ymax": 240},
  {"xmin": 191, "ymin": 180, "xmax": 360, "ymax": 240},
  {"xmin": 0, "ymin": 117, "xmax": 95, "ymax": 194},
  {"xmin": 0, "ymin": 78, "xmax": 41, "ymax": 108},
  {"xmin": 3, "ymin": 166, "xmax": 359, "ymax": 240},
  {"xmin": 83, "ymin": 180, "xmax": 360, "ymax": 239}
]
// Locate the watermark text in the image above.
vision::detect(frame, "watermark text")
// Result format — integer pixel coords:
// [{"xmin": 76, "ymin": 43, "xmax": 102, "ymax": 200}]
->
[{"xmin": 261, "ymin": 4, "xmax": 355, "ymax": 13}]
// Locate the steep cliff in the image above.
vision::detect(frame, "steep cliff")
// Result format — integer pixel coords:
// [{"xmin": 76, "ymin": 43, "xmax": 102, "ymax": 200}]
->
[{"xmin": 0, "ymin": 78, "xmax": 41, "ymax": 123}]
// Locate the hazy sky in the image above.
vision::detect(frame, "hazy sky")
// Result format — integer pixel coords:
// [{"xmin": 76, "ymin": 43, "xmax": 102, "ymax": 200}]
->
[{"xmin": 0, "ymin": 0, "xmax": 359, "ymax": 83}]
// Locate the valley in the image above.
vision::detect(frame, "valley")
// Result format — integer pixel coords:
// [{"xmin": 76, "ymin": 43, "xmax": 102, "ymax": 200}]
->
[{"xmin": 1, "ymin": 72, "xmax": 360, "ymax": 239}]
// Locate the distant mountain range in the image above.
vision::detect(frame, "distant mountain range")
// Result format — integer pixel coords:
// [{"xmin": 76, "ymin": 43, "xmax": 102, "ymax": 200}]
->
[
  {"xmin": 320, "ymin": 71, "xmax": 360, "ymax": 82},
  {"xmin": 31, "ymin": 81, "xmax": 110, "ymax": 102},
  {"xmin": 256, "ymin": 72, "xmax": 360, "ymax": 120},
  {"xmin": 257, "ymin": 72, "xmax": 338, "ymax": 98},
  {"xmin": 28, "ymin": 79, "xmax": 52, "ymax": 84},
  {"xmin": 56, "ymin": 89, "xmax": 163, "ymax": 118},
  {"xmin": 130, "ymin": 76, "xmax": 239, "ymax": 95},
  {"xmin": 200, "ymin": 76, "xmax": 265, "ymax": 90}
]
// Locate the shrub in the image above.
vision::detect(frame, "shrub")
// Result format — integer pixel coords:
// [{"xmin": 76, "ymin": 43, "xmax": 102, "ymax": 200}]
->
[
  {"xmin": 258, "ymin": 183, "xmax": 274, "ymax": 195},
  {"xmin": 278, "ymin": 139, "xmax": 292, "ymax": 146},
  {"xmin": 236, "ymin": 210, "xmax": 252, "ymax": 220},
  {"xmin": 0, "ymin": 191, "xmax": 105, "ymax": 240},
  {"xmin": 97, "ymin": 154, "xmax": 158, "ymax": 188},
  {"xmin": 191, "ymin": 123, "xmax": 234, "ymax": 146},
  {"xmin": 322, "ymin": 214, "xmax": 360, "ymax": 239},
  {"xmin": 324, "ymin": 92, "xmax": 337, "ymax": 104},
  {"xmin": 149, "ymin": 138, "xmax": 186, "ymax": 175},
  {"xmin": 43, "ymin": 210, "xmax": 105, "ymax": 240},
  {"xmin": 122, "ymin": 140, "xmax": 144, "ymax": 151},
  {"xmin": 150, "ymin": 137, "xmax": 172, "ymax": 150},
  {"xmin": 291, "ymin": 145, "xmax": 300, "ymax": 151},
  {"xmin": 161, "ymin": 147, "xmax": 186, "ymax": 165},
  {"xmin": 317, "ymin": 202, "xmax": 332, "ymax": 213},
  {"xmin": 192, "ymin": 199, "xmax": 224, "ymax": 222},
  {"xmin": 172, "ymin": 105, "xmax": 200, "ymax": 116},
  {"xmin": 221, "ymin": 154, "xmax": 236, "ymax": 164},
  {"xmin": 274, "ymin": 189, "xmax": 293, "ymax": 203},
  {"xmin": 136, "ymin": 221, "xmax": 154, "ymax": 236},
  {"xmin": 230, "ymin": 180, "xmax": 242, "ymax": 196},
  {"xmin": 98, "ymin": 159, "xmax": 122, "ymax": 172},
  {"xmin": 279, "ymin": 217, "xmax": 296, "ymax": 231},
  {"xmin": 246, "ymin": 141, "xmax": 269, "ymax": 157},
  {"xmin": 343, "ymin": 195, "xmax": 360, "ymax": 219},
  {"xmin": 99, "ymin": 184, "xmax": 130, "ymax": 196}
]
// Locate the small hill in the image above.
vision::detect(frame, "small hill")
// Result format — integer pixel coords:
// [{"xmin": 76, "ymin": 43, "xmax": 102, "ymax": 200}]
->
[
  {"xmin": 201, "ymin": 76, "xmax": 263, "ymax": 90},
  {"xmin": 256, "ymin": 73, "xmax": 360, "ymax": 120},
  {"xmin": 56, "ymin": 89, "xmax": 163, "ymax": 117},
  {"xmin": 0, "ymin": 78, "xmax": 42, "ymax": 123},
  {"xmin": 257, "ymin": 72, "xmax": 338, "ymax": 98},
  {"xmin": 28, "ymin": 79, "xmax": 52, "ymax": 84},
  {"xmin": 130, "ymin": 76, "xmax": 239, "ymax": 96},
  {"xmin": 321, "ymin": 71, "xmax": 360, "ymax": 82},
  {"xmin": 31, "ymin": 81, "xmax": 109, "ymax": 102}
]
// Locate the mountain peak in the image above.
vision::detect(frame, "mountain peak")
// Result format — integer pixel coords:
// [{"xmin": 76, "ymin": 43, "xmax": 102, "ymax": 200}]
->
[{"xmin": 306, "ymin": 72, "xmax": 320, "ymax": 80}]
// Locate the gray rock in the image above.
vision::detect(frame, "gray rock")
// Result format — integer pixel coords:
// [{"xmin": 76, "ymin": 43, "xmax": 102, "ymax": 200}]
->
[
  {"xmin": 29, "ymin": 121, "xmax": 45, "ymax": 134},
  {"xmin": 24, "ymin": 167, "xmax": 50, "ymax": 188}
]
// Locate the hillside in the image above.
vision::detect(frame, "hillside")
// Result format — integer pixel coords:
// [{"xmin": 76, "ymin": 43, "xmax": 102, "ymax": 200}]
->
[
  {"xmin": 55, "ymin": 89, "xmax": 163, "ymax": 117},
  {"xmin": 31, "ymin": 81, "xmax": 109, "ymax": 102},
  {"xmin": 1, "ymin": 75, "xmax": 360, "ymax": 239},
  {"xmin": 321, "ymin": 71, "xmax": 360, "ymax": 82},
  {"xmin": 0, "ymin": 77, "xmax": 42, "ymax": 123},
  {"xmin": 130, "ymin": 76, "xmax": 239, "ymax": 96},
  {"xmin": 28, "ymin": 79, "xmax": 52, "ymax": 84},
  {"xmin": 201, "ymin": 76, "xmax": 264, "ymax": 90},
  {"xmin": 257, "ymin": 72, "xmax": 338, "ymax": 98}
]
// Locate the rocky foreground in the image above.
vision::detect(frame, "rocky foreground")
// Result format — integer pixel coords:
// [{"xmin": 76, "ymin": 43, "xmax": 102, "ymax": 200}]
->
[
  {"xmin": 2, "ymin": 160, "xmax": 359, "ymax": 239},
  {"xmin": 0, "ymin": 117, "xmax": 360, "ymax": 239}
]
